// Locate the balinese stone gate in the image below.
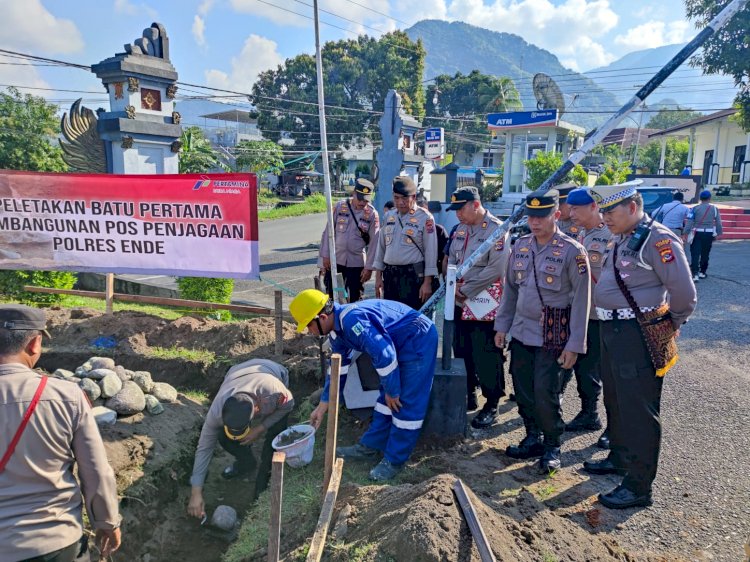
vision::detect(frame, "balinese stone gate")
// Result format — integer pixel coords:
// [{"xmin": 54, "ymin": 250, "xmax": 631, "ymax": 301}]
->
[{"xmin": 61, "ymin": 23, "xmax": 182, "ymax": 175}]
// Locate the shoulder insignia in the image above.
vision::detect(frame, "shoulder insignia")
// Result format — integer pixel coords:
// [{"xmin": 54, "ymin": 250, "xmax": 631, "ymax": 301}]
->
[
  {"xmin": 426, "ymin": 219, "xmax": 435, "ymax": 233},
  {"xmin": 655, "ymin": 238, "xmax": 672, "ymax": 248},
  {"xmin": 495, "ymin": 238, "xmax": 504, "ymax": 251},
  {"xmin": 659, "ymin": 247, "xmax": 675, "ymax": 263},
  {"xmin": 575, "ymin": 254, "xmax": 588, "ymax": 275}
]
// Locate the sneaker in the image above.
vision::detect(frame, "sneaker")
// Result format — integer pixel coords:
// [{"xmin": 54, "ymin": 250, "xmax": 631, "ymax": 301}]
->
[
  {"xmin": 693, "ymin": 275, "xmax": 700, "ymax": 282},
  {"xmin": 368, "ymin": 458, "xmax": 403, "ymax": 481},
  {"xmin": 336, "ymin": 443, "xmax": 379, "ymax": 460},
  {"xmin": 698, "ymin": 272, "xmax": 707, "ymax": 279}
]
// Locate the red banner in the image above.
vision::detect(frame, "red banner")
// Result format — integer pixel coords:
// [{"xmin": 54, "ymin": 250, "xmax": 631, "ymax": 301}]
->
[{"xmin": 0, "ymin": 170, "xmax": 259, "ymax": 279}]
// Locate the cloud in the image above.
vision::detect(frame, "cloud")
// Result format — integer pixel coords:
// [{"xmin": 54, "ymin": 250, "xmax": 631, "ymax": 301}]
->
[
  {"xmin": 0, "ymin": 0, "xmax": 84, "ymax": 54},
  {"xmin": 205, "ymin": 34, "xmax": 284, "ymax": 94},
  {"xmin": 614, "ymin": 20, "xmax": 691, "ymax": 50},
  {"xmin": 560, "ymin": 37, "xmax": 616, "ymax": 71},
  {"xmin": 114, "ymin": 0, "xmax": 158, "ymax": 20},
  {"xmin": 198, "ymin": 0, "xmax": 216, "ymax": 16},
  {"xmin": 192, "ymin": 15, "xmax": 206, "ymax": 47},
  {"xmin": 0, "ymin": 61, "xmax": 50, "ymax": 92}
]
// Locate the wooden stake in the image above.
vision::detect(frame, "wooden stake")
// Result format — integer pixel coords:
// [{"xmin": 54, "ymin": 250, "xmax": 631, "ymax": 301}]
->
[
  {"xmin": 313, "ymin": 275, "xmax": 321, "ymax": 291},
  {"xmin": 453, "ymin": 479, "xmax": 497, "ymax": 562},
  {"xmin": 306, "ymin": 458, "xmax": 344, "ymax": 562},
  {"xmin": 335, "ymin": 272, "xmax": 347, "ymax": 303},
  {"xmin": 105, "ymin": 274, "xmax": 114, "ymax": 315},
  {"xmin": 274, "ymin": 290, "xmax": 283, "ymax": 356},
  {"xmin": 268, "ymin": 451, "xmax": 286, "ymax": 562},
  {"xmin": 323, "ymin": 354, "xmax": 341, "ymax": 492}
]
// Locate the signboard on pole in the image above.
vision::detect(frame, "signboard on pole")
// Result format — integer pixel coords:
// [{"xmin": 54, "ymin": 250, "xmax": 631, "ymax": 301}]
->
[
  {"xmin": 0, "ymin": 170, "xmax": 259, "ymax": 279},
  {"xmin": 487, "ymin": 110, "xmax": 558, "ymax": 131},
  {"xmin": 424, "ymin": 127, "xmax": 445, "ymax": 160}
]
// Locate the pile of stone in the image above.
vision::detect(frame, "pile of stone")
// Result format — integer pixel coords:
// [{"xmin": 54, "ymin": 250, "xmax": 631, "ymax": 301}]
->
[{"xmin": 51, "ymin": 357, "xmax": 179, "ymax": 426}]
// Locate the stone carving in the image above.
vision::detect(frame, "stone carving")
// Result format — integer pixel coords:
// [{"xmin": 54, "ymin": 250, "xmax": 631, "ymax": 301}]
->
[
  {"xmin": 172, "ymin": 111, "xmax": 181, "ymax": 125},
  {"xmin": 140, "ymin": 88, "xmax": 161, "ymax": 111},
  {"xmin": 114, "ymin": 82, "xmax": 124, "ymax": 99},
  {"xmin": 171, "ymin": 140, "xmax": 182, "ymax": 153},
  {"xmin": 166, "ymin": 84, "xmax": 177, "ymax": 99},
  {"xmin": 123, "ymin": 22, "xmax": 171, "ymax": 61},
  {"xmin": 125, "ymin": 105, "xmax": 136, "ymax": 119},
  {"xmin": 59, "ymin": 98, "xmax": 107, "ymax": 173},
  {"xmin": 128, "ymin": 77, "xmax": 139, "ymax": 92},
  {"xmin": 121, "ymin": 136, "xmax": 134, "ymax": 149}
]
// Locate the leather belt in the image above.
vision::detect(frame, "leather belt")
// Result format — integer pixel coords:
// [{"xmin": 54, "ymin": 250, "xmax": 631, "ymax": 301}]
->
[{"xmin": 596, "ymin": 306, "xmax": 658, "ymax": 321}]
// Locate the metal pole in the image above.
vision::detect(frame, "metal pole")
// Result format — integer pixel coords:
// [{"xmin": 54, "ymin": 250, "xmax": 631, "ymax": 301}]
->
[
  {"xmin": 419, "ymin": 0, "xmax": 750, "ymax": 315},
  {"xmin": 313, "ymin": 0, "xmax": 339, "ymax": 301}
]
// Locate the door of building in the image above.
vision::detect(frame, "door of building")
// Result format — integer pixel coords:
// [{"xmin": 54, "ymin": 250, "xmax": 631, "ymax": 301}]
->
[{"xmin": 702, "ymin": 150, "xmax": 714, "ymax": 185}]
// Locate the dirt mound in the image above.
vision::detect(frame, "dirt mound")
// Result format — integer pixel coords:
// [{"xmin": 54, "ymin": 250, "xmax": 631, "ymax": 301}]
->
[{"xmin": 336, "ymin": 474, "xmax": 638, "ymax": 562}]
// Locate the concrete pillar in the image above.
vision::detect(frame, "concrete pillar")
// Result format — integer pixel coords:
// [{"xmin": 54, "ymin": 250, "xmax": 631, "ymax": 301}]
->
[
  {"xmin": 710, "ymin": 121, "xmax": 722, "ymax": 184},
  {"xmin": 686, "ymin": 127, "xmax": 696, "ymax": 172},
  {"xmin": 658, "ymin": 137, "xmax": 667, "ymax": 175},
  {"xmin": 546, "ymin": 128, "xmax": 556, "ymax": 152},
  {"xmin": 503, "ymin": 133, "xmax": 513, "ymax": 195},
  {"xmin": 742, "ymin": 132, "xmax": 750, "ymax": 183}
]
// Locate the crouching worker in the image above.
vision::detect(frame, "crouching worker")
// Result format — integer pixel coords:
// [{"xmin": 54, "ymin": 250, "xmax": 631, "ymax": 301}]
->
[
  {"xmin": 187, "ymin": 359, "xmax": 293, "ymax": 518},
  {"xmin": 290, "ymin": 289, "xmax": 438, "ymax": 481}
]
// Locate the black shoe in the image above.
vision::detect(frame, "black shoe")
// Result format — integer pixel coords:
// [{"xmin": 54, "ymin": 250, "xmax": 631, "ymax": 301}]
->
[
  {"xmin": 221, "ymin": 462, "xmax": 251, "ymax": 480},
  {"xmin": 598, "ymin": 485, "xmax": 653, "ymax": 509},
  {"xmin": 538, "ymin": 446, "xmax": 561, "ymax": 473},
  {"xmin": 597, "ymin": 430, "xmax": 610, "ymax": 449},
  {"xmin": 467, "ymin": 389, "xmax": 479, "ymax": 411},
  {"xmin": 508, "ymin": 393, "xmax": 516, "ymax": 402},
  {"xmin": 582, "ymin": 457, "xmax": 626, "ymax": 475},
  {"xmin": 471, "ymin": 407, "xmax": 497, "ymax": 429},
  {"xmin": 565, "ymin": 410, "xmax": 603, "ymax": 432},
  {"xmin": 505, "ymin": 435, "xmax": 544, "ymax": 459}
]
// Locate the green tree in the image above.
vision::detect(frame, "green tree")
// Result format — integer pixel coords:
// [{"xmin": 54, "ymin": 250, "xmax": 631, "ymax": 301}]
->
[
  {"xmin": 252, "ymin": 32, "xmax": 425, "ymax": 151},
  {"xmin": 646, "ymin": 108, "xmax": 704, "ymax": 130},
  {"xmin": 524, "ymin": 150, "xmax": 588, "ymax": 190},
  {"xmin": 685, "ymin": 0, "xmax": 750, "ymax": 131},
  {"xmin": 0, "ymin": 87, "xmax": 67, "ymax": 172},
  {"xmin": 595, "ymin": 158, "xmax": 632, "ymax": 185},
  {"xmin": 425, "ymin": 71, "xmax": 522, "ymax": 155},
  {"xmin": 178, "ymin": 126, "xmax": 228, "ymax": 173},
  {"xmin": 637, "ymin": 138, "xmax": 690, "ymax": 175},
  {"xmin": 234, "ymin": 140, "xmax": 283, "ymax": 173}
]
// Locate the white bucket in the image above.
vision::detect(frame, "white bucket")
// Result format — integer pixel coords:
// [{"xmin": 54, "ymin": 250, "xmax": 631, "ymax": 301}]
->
[{"xmin": 271, "ymin": 424, "xmax": 316, "ymax": 468}]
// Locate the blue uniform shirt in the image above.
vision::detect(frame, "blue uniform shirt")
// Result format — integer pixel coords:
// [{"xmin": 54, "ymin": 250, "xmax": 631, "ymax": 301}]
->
[{"xmin": 321, "ymin": 300, "xmax": 432, "ymax": 402}]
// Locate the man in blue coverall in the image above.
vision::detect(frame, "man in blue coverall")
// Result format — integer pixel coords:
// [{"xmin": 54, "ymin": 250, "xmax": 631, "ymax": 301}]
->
[{"xmin": 289, "ymin": 289, "xmax": 438, "ymax": 481}]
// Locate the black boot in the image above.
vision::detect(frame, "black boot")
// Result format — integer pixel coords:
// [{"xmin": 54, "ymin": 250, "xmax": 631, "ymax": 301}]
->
[
  {"xmin": 471, "ymin": 405, "xmax": 497, "ymax": 429},
  {"xmin": 565, "ymin": 402, "xmax": 602, "ymax": 432},
  {"xmin": 538, "ymin": 446, "xmax": 561, "ymax": 473},
  {"xmin": 583, "ymin": 456, "xmax": 626, "ymax": 475},
  {"xmin": 597, "ymin": 429, "xmax": 610, "ymax": 449},
  {"xmin": 506, "ymin": 433, "xmax": 544, "ymax": 459}
]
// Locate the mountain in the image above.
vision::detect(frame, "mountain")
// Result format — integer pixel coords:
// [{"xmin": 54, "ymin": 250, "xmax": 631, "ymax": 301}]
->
[
  {"xmin": 585, "ymin": 43, "xmax": 737, "ymax": 112},
  {"xmin": 404, "ymin": 20, "xmax": 620, "ymax": 131}
]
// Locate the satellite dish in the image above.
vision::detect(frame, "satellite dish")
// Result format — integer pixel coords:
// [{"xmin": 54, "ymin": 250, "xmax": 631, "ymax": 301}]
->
[{"xmin": 532, "ymin": 73, "xmax": 565, "ymax": 117}]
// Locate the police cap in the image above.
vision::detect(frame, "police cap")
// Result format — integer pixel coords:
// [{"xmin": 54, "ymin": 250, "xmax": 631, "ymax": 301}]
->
[
  {"xmin": 0, "ymin": 304, "xmax": 50, "ymax": 338},
  {"xmin": 525, "ymin": 189, "xmax": 559, "ymax": 217}
]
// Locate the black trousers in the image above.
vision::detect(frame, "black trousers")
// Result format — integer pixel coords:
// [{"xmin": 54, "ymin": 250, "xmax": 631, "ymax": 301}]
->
[
  {"xmin": 383, "ymin": 264, "xmax": 423, "ymax": 311},
  {"xmin": 456, "ymin": 317, "xmax": 505, "ymax": 408},
  {"xmin": 324, "ymin": 265, "xmax": 364, "ymax": 302},
  {"xmin": 690, "ymin": 231, "xmax": 714, "ymax": 275},
  {"xmin": 572, "ymin": 319, "xmax": 603, "ymax": 407},
  {"xmin": 218, "ymin": 414, "xmax": 290, "ymax": 498},
  {"xmin": 600, "ymin": 318, "xmax": 664, "ymax": 495},
  {"xmin": 21, "ymin": 537, "xmax": 86, "ymax": 562},
  {"xmin": 509, "ymin": 340, "xmax": 565, "ymax": 446}
]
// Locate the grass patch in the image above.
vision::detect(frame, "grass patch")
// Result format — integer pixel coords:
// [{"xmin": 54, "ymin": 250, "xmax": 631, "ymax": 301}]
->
[
  {"xmin": 500, "ymin": 487, "xmax": 522, "ymax": 497},
  {"xmin": 180, "ymin": 389, "xmax": 210, "ymax": 405},
  {"xmin": 258, "ymin": 193, "xmax": 342, "ymax": 221},
  {"xmin": 146, "ymin": 346, "xmax": 216, "ymax": 363},
  {"xmin": 542, "ymin": 552, "xmax": 559, "ymax": 562}
]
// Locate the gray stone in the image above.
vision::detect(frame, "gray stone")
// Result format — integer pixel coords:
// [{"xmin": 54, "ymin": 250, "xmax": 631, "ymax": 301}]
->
[
  {"xmin": 53, "ymin": 369, "xmax": 75, "ymax": 379},
  {"xmin": 144, "ymin": 394, "xmax": 164, "ymax": 415},
  {"xmin": 92, "ymin": 406, "xmax": 117, "ymax": 425},
  {"xmin": 99, "ymin": 373, "xmax": 123, "ymax": 398},
  {"xmin": 88, "ymin": 368, "xmax": 116, "ymax": 380},
  {"xmin": 150, "ymin": 382, "xmax": 178, "ymax": 403},
  {"xmin": 114, "ymin": 365, "xmax": 131, "ymax": 382},
  {"xmin": 90, "ymin": 357, "xmax": 116, "ymax": 370},
  {"xmin": 132, "ymin": 371, "xmax": 154, "ymax": 393},
  {"xmin": 210, "ymin": 505, "xmax": 237, "ymax": 531},
  {"xmin": 74, "ymin": 366, "xmax": 88, "ymax": 378},
  {"xmin": 79, "ymin": 378, "xmax": 101, "ymax": 402},
  {"xmin": 106, "ymin": 381, "xmax": 146, "ymax": 415},
  {"xmin": 77, "ymin": 361, "xmax": 93, "ymax": 374}
]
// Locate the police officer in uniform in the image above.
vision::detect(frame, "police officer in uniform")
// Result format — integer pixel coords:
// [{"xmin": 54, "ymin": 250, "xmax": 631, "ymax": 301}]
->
[
  {"xmin": 494, "ymin": 189, "xmax": 591, "ymax": 472},
  {"xmin": 373, "ymin": 176, "xmax": 438, "ymax": 310},
  {"xmin": 565, "ymin": 188, "xmax": 612, "ymax": 448},
  {"xmin": 319, "ymin": 178, "xmax": 380, "ymax": 302},
  {"xmin": 583, "ymin": 183, "xmax": 696, "ymax": 509},
  {"xmin": 555, "ymin": 183, "xmax": 580, "ymax": 238},
  {"xmin": 447, "ymin": 186, "xmax": 510, "ymax": 427}
]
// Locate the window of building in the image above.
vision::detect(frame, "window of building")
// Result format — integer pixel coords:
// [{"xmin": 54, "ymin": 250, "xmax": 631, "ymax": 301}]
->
[
  {"xmin": 482, "ymin": 151, "xmax": 494, "ymax": 168},
  {"xmin": 402, "ymin": 134, "xmax": 411, "ymax": 149},
  {"xmin": 732, "ymin": 144, "xmax": 747, "ymax": 183}
]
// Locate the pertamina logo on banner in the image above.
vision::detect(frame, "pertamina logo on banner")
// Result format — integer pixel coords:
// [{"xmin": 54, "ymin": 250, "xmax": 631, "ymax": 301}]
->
[{"xmin": 0, "ymin": 171, "xmax": 260, "ymax": 279}]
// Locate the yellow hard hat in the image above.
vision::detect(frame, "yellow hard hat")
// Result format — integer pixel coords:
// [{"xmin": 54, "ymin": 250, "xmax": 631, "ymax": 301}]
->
[{"xmin": 289, "ymin": 289, "xmax": 329, "ymax": 333}]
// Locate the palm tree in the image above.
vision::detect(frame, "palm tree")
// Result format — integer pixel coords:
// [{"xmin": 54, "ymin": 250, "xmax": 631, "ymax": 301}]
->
[
  {"xmin": 478, "ymin": 77, "xmax": 523, "ymax": 113},
  {"xmin": 178, "ymin": 126, "xmax": 228, "ymax": 174}
]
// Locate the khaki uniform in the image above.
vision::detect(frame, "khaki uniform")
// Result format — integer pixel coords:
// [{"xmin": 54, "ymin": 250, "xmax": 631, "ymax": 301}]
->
[
  {"xmin": 190, "ymin": 359, "xmax": 294, "ymax": 488},
  {"xmin": 0, "ymin": 364, "xmax": 120, "ymax": 561},
  {"xmin": 373, "ymin": 206, "xmax": 438, "ymax": 310},
  {"xmin": 494, "ymin": 229, "xmax": 591, "ymax": 446},
  {"xmin": 448, "ymin": 212, "xmax": 511, "ymax": 410},
  {"xmin": 579, "ymin": 223, "xmax": 612, "ymax": 319},
  {"xmin": 595, "ymin": 220, "xmax": 696, "ymax": 495},
  {"xmin": 558, "ymin": 218, "xmax": 582, "ymax": 239}
]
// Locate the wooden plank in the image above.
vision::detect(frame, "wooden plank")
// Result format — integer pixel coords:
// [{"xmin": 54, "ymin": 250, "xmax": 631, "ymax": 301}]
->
[
  {"xmin": 22, "ymin": 286, "xmax": 272, "ymax": 315},
  {"xmin": 274, "ymin": 290, "xmax": 283, "ymax": 356},
  {"xmin": 268, "ymin": 451, "xmax": 286, "ymax": 562},
  {"xmin": 323, "ymin": 354, "xmax": 341, "ymax": 492},
  {"xmin": 453, "ymin": 478, "xmax": 497, "ymax": 562},
  {"xmin": 104, "ymin": 274, "xmax": 115, "ymax": 315},
  {"xmin": 306, "ymin": 458, "xmax": 344, "ymax": 562}
]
